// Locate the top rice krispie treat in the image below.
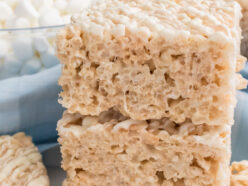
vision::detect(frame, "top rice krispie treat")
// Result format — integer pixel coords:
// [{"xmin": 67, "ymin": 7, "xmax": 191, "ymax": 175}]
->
[{"xmin": 57, "ymin": 0, "xmax": 246, "ymax": 125}]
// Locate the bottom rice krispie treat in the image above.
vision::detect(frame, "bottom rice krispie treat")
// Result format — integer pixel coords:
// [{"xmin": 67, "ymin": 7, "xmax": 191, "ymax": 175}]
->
[
  {"xmin": 58, "ymin": 109, "xmax": 231, "ymax": 186},
  {"xmin": 231, "ymin": 160, "xmax": 248, "ymax": 186},
  {"xmin": 0, "ymin": 132, "xmax": 49, "ymax": 186}
]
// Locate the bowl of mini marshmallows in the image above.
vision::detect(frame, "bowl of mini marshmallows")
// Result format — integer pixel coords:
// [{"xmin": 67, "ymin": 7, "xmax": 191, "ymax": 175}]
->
[{"xmin": 0, "ymin": 0, "xmax": 93, "ymax": 80}]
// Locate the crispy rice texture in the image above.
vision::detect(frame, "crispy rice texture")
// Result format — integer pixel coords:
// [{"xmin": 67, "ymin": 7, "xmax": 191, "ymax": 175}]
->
[
  {"xmin": 58, "ymin": 109, "xmax": 231, "ymax": 186},
  {"xmin": 57, "ymin": 0, "xmax": 246, "ymax": 125},
  {"xmin": 231, "ymin": 160, "xmax": 248, "ymax": 186},
  {"xmin": 0, "ymin": 132, "xmax": 49, "ymax": 186}
]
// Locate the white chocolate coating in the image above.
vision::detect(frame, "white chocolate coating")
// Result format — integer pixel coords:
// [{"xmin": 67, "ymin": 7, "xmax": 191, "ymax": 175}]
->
[{"xmin": 0, "ymin": 133, "xmax": 49, "ymax": 186}]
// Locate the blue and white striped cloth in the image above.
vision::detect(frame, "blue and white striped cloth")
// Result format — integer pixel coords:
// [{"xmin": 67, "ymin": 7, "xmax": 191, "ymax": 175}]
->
[{"xmin": 0, "ymin": 64, "xmax": 247, "ymax": 161}]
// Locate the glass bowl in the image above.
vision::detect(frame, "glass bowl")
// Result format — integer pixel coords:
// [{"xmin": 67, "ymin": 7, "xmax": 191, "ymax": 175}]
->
[{"xmin": 0, "ymin": 25, "xmax": 65, "ymax": 80}]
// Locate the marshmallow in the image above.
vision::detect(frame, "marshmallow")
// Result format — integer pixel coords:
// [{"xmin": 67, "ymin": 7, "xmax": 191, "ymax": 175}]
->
[
  {"xmin": 32, "ymin": 0, "xmax": 53, "ymax": 10},
  {"xmin": 15, "ymin": 17, "xmax": 31, "ymax": 28},
  {"xmin": 5, "ymin": 17, "xmax": 16, "ymax": 28},
  {"xmin": 67, "ymin": 0, "xmax": 92, "ymax": 13},
  {"xmin": 0, "ymin": 0, "xmax": 96, "ymax": 80},
  {"xmin": 39, "ymin": 8, "xmax": 63, "ymax": 26},
  {"xmin": 3, "ymin": 55, "xmax": 22, "ymax": 75},
  {"xmin": 20, "ymin": 58, "xmax": 41, "ymax": 75},
  {"xmin": 0, "ymin": 2, "xmax": 13, "ymax": 21},
  {"xmin": 54, "ymin": 0, "xmax": 67, "ymax": 11},
  {"xmin": 0, "ymin": 32, "xmax": 9, "ymax": 38},
  {"xmin": 62, "ymin": 15, "xmax": 71, "ymax": 24},
  {"xmin": 33, "ymin": 36, "xmax": 50, "ymax": 53},
  {"xmin": 40, "ymin": 47, "xmax": 60, "ymax": 68},
  {"xmin": 0, "ymin": 39, "xmax": 10, "ymax": 59},
  {"xmin": 15, "ymin": 0, "xmax": 39, "ymax": 19},
  {"xmin": 12, "ymin": 36, "xmax": 34, "ymax": 62},
  {"xmin": 2, "ymin": 0, "xmax": 17, "ymax": 6}
]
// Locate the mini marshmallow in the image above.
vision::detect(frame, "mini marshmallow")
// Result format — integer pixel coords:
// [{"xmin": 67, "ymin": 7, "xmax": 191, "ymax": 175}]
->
[
  {"xmin": 39, "ymin": 8, "xmax": 63, "ymax": 26},
  {"xmin": 0, "ymin": 39, "xmax": 10, "ymax": 59},
  {"xmin": 0, "ymin": 2, "xmax": 13, "ymax": 21},
  {"xmin": 3, "ymin": 55, "xmax": 22, "ymax": 75},
  {"xmin": 67, "ymin": 0, "xmax": 92, "ymax": 13},
  {"xmin": 0, "ymin": 0, "xmax": 96, "ymax": 80},
  {"xmin": 32, "ymin": 0, "xmax": 53, "ymax": 10},
  {"xmin": 40, "ymin": 47, "xmax": 59, "ymax": 68},
  {"xmin": 5, "ymin": 17, "xmax": 34, "ymax": 29},
  {"xmin": 12, "ymin": 36, "xmax": 34, "ymax": 62},
  {"xmin": 62, "ymin": 15, "xmax": 71, "ymax": 24},
  {"xmin": 38, "ymin": 6, "xmax": 53, "ymax": 17},
  {"xmin": 33, "ymin": 36, "xmax": 50, "ymax": 53},
  {"xmin": 54, "ymin": 0, "xmax": 67, "ymax": 11},
  {"xmin": 20, "ymin": 58, "xmax": 41, "ymax": 75},
  {"xmin": 5, "ymin": 17, "xmax": 16, "ymax": 28},
  {"xmin": 2, "ymin": 0, "xmax": 17, "ymax": 6},
  {"xmin": 0, "ymin": 32, "xmax": 9, "ymax": 38},
  {"xmin": 15, "ymin": 0, "xmax": 39, "ymax": 19},
  {"xmin": 15, "ymin": 17, "xmax": 31, "ymax": 28}
]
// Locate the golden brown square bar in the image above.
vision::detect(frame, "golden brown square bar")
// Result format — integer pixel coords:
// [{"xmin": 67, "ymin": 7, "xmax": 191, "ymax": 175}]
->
[
  {"xmin": 0, "ymin": 132, "xmax": 49, "ymax": 186},
  {"xmin": 57, "ymin": 0, "xmax": 246, "ymax": 125},
  {"xmin": 58, "ymin": 109, "xmax": 231, "ymax": 186}
]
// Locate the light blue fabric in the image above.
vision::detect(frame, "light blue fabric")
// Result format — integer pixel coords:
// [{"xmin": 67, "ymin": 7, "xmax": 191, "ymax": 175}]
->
[
  {"xmin": 0, "ymin": 65, "xmax": 64, "ymax": 144},
  {"xmin": 231, "ymin": 62, "xmax": 248, "ymax": 161},
  {"xmin": 0, "ymin": 63, "xmax": 248, "ymax": 162},
  {"xmin": 240, "ymin": 63, "xmax": 248, "ymax": 93},
  {"xmin": 232, "ymin": 91, "xmax": 248, "ymax": 161}
]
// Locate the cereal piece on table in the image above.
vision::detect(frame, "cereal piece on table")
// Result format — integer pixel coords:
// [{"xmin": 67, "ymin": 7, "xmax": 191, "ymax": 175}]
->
[
  {"xmin": 58, "ymin": 109, "xmax": 231, "ymax": 186},
  {"xmin": 57, "ymin": 0, "xmax": 245, "ymax": 125},
  {"xmin": 0, "ymin": 132, "xmax": 49, "ymax": 186}
]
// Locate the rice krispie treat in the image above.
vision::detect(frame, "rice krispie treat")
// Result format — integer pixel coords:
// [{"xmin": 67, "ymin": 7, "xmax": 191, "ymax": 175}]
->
[
  {"xmin": 57, "ymin": 0, "xmax": 246, "ymax": 125},
  {"xmin": 0, "ymin": 132, "xmax": 49, "ymax": 186},
  {"xmin": 58, "ymin": 109, "xmax": 231, "ymax": 186},
  {"xmin": 231, "ymin": 160, "xmax": 248, "ymax": 186}
]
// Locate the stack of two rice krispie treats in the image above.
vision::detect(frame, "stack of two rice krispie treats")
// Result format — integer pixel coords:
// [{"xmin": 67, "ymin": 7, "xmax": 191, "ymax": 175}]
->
[{"xmin": 56, "ymin": 0, "xmax": 247, "ymax": 185}]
